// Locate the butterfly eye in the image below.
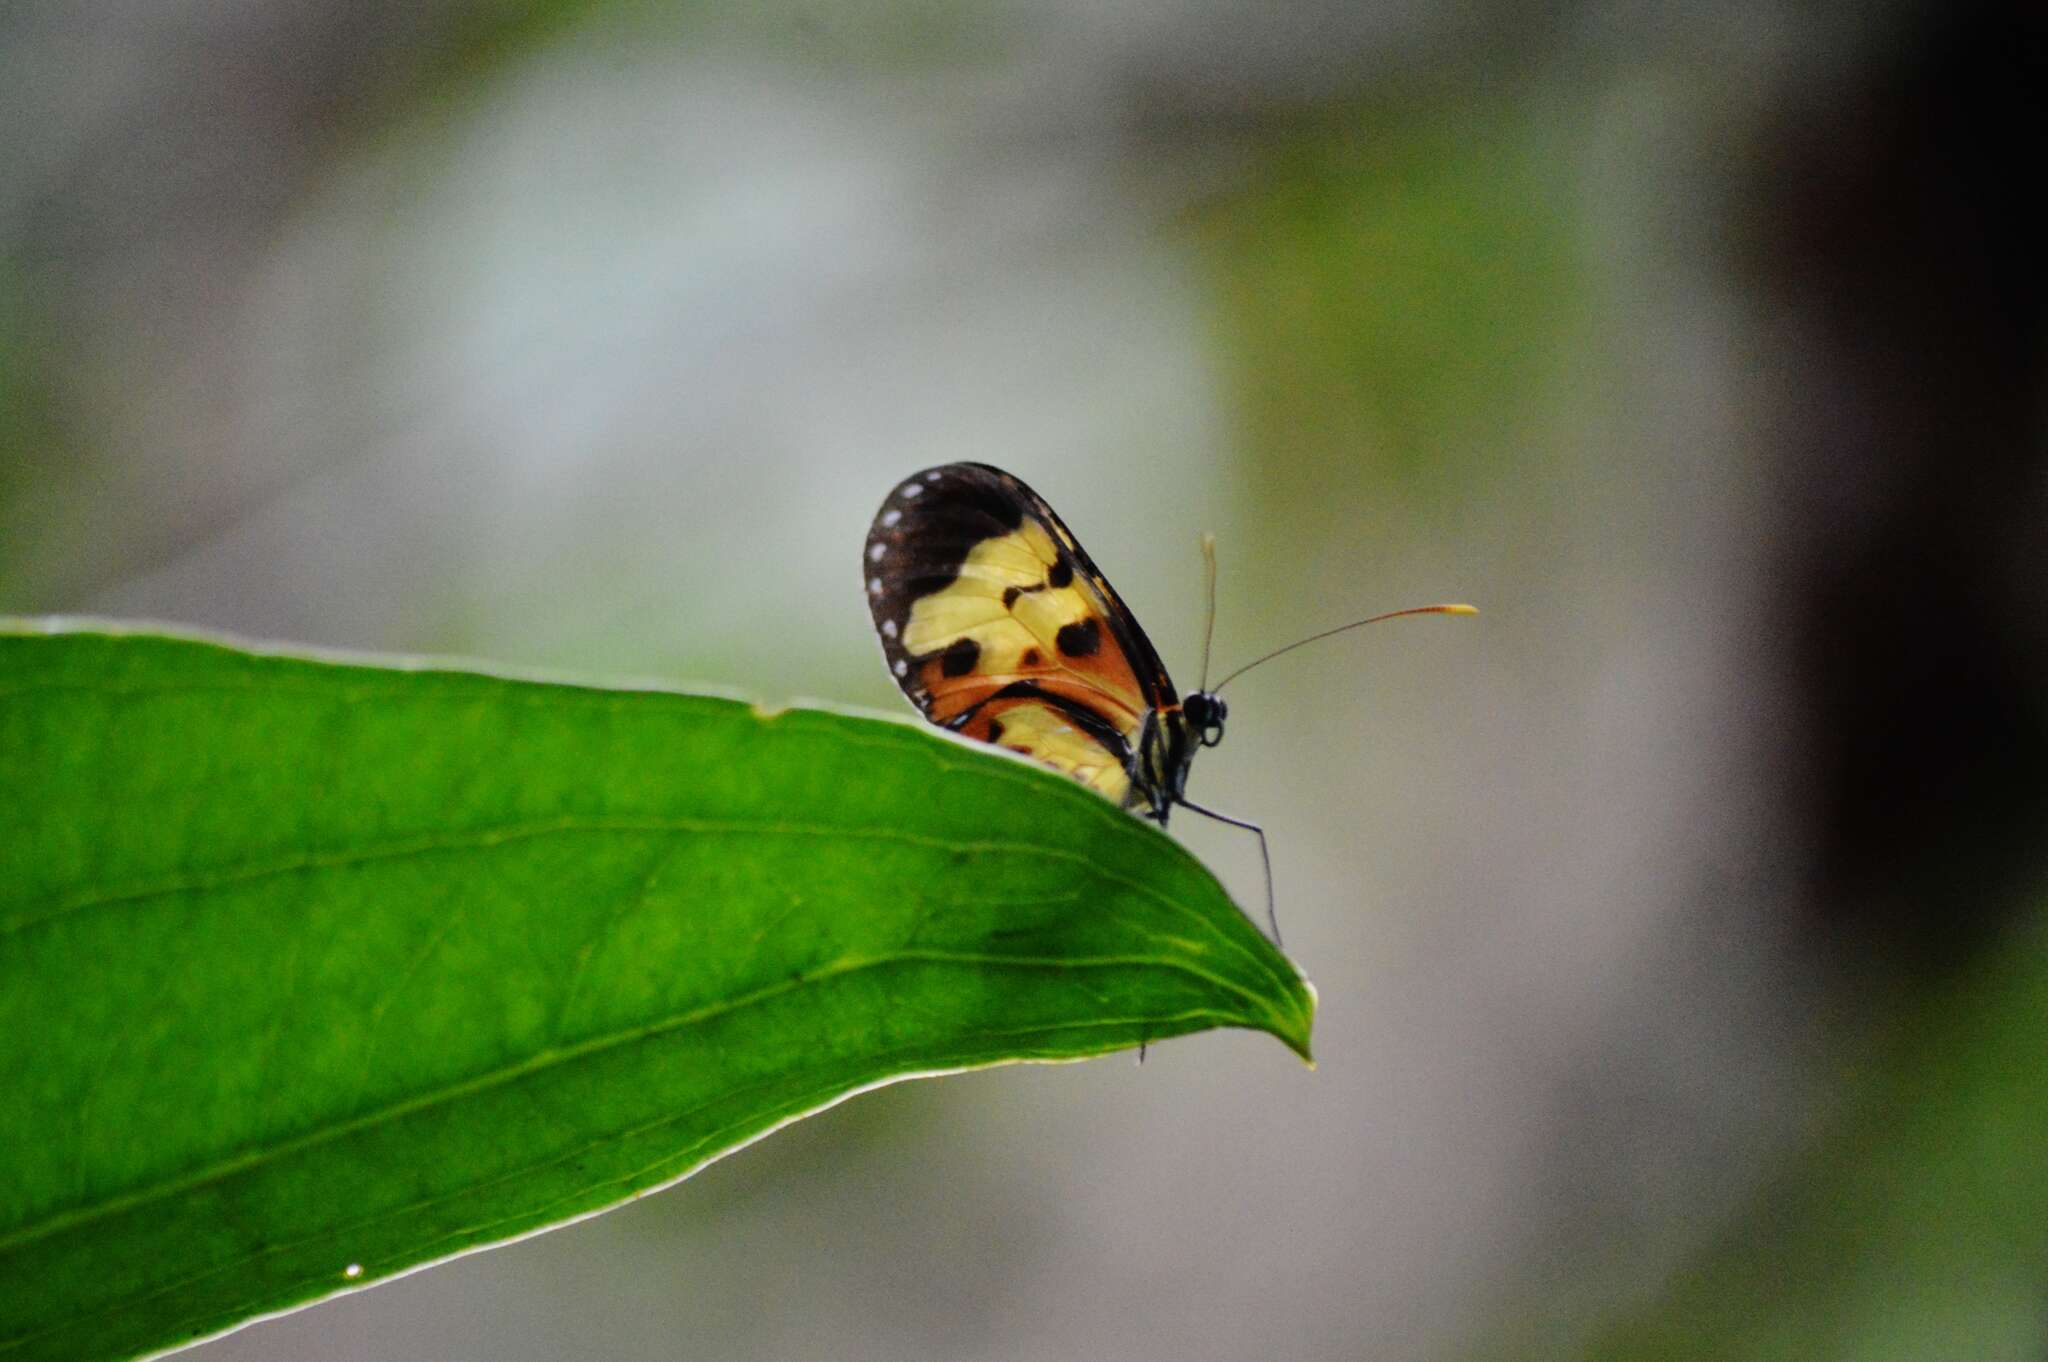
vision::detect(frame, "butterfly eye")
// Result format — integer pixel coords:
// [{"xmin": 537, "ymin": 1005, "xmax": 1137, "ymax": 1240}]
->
[{"xmin": 1185, "ymin": 692, "xmax": 1226, "ymax": 747}]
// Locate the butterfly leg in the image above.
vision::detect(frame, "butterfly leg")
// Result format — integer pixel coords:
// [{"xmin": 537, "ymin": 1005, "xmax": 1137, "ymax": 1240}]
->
[{"xmin": 1172, "ymin": 797, "xmax": 1280, "ymax": 948}]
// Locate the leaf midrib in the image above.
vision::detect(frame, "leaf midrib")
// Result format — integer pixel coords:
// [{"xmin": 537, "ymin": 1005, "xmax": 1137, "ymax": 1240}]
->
[{"xmin": 5, "ymin": 814, "xmax": 1250, "ymax": 965}]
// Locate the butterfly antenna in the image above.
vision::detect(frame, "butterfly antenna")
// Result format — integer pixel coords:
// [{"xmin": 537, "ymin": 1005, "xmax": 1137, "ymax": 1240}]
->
[
  {"xmin": 1212, "ymin": 603, "xmax": 1477, "ymax": 692},
  {"xmin": 1197, "ymin": 532, "xmax": 1219, "ymax": 692}
]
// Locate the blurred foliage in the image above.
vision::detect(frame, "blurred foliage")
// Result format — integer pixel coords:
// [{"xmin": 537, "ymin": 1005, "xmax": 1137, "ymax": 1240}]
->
[
  {"xmin": 1194, "ymin": 95, "xmax": 1591, "ymax": 511},
  {"xmin": 415, "ymin": 0, "xmax": 1001, "ymax": 101},
  {"xmin": 1488, "ymin": 904, "xmax": 2048, "ymax": 1362}
]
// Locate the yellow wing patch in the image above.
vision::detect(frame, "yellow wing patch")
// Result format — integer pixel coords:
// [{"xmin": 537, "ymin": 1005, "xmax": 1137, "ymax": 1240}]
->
[
  {"xmin": 964, "ymin": 693, "xmax": 1132, "ymax": 804},
  {"xmin": 898, "ymin": 521, "xmax": 1058, "ymax": 661}
]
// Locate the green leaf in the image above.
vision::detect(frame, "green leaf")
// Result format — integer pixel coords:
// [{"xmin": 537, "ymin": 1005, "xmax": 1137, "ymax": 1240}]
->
[{"xmin": 0, "ymin": 623, "xmax": 1312, "ymax": 1362}]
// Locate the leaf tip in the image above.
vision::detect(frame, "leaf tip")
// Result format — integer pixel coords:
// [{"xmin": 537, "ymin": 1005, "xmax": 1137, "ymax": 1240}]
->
[{"xmin": 1270, "ymin": 972, "xmax": 1317, "ymax": 1066}]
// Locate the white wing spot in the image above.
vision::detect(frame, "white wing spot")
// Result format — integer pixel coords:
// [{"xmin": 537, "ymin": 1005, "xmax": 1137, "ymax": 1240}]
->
[
  {"xmin": 900, "ymin": 482, "xmax": 923, "ymax": 498},
  {"xmin": 924, "ymin": 470, "xmax": 942, "ymax": 482},
  {"xmin": 893, "ymin": 658, "xmax": 908, "ymax": 676},
  {"xmin": 880, "ymin": 509, "xmax": 902, "ymax": 527},
  {"xmin": 881, "ymin": 618, "xmax": 898, "ymax": 639},
  {"xmin": 867, "ymin": 541, "xmax": 886, "ymax": 562},
  {"xmin": 343, "ymin": 1264, "xmax": 364, "ymax": 1280},
  {"xmin": 868, "ymin": 578, "xmax": 883, "ymax": 596}
]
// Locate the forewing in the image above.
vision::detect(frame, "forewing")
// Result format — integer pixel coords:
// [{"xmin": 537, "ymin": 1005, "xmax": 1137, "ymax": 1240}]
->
[{"xmin": 864, "ymin": 463, "xmax": 1176, "ymax": 803}]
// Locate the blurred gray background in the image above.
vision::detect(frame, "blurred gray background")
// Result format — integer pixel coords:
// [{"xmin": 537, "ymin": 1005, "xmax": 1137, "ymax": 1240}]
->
[{"xmin": 5, "ymin": 2, "xmax": 2045, "ymax": 1359}]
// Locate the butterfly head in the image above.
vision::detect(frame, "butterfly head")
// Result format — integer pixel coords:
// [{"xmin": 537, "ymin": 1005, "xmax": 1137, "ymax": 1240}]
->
[{"xmin": 1183, "ymin": 690, "xmax": 1227, "ymax": 749}]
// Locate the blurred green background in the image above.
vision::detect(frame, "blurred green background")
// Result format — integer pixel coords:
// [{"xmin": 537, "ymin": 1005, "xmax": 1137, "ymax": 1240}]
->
[{"xmin": 5, "ymin": 2, "xmax": 2044, "ymax": 1359}]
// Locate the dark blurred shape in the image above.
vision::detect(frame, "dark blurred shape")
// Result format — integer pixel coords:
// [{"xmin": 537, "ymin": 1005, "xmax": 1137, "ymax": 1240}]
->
[
  {"xmin": 0, "ymin": 0, "xmax": 594, "ymax": 606},
  {"xmin": 1760, "ymin": 2, "xmax": 2048, "ymax": 968}
]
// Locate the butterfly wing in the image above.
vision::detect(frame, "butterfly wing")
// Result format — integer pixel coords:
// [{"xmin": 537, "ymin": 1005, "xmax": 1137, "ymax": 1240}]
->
[{"xmin": 864, "ymin": 463, "xmax": 1179, "ymax": 807}]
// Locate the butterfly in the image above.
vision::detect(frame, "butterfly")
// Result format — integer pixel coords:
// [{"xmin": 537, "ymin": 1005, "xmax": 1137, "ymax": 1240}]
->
[{"xmin": 864, "ymin": 462, "xmax": 1472, "ymax": 942}]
